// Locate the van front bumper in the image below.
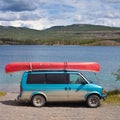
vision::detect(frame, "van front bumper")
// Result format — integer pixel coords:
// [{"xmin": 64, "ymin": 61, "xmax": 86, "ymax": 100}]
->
[{"xmin": 101, "ymin": 94, "xmax": 107, "ymax": 101}]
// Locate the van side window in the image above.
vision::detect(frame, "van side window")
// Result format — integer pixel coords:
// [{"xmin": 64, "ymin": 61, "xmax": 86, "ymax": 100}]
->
[
  {"xmin": 46, "ymin": 74, "xmax": 68, "ymax": 84},
  {"xmin": 69, "ymin": 74, "xmax": 86, "ymax": 84},
  {"xmin": 27, "ymin": 74, "xmax": 45, "ymax": 84}
]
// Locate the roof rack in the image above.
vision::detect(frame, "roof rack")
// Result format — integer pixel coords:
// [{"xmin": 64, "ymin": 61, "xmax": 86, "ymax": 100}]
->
[{"xmin": 28, "ymin": 70, "xmax": 75, "ymax": 72}]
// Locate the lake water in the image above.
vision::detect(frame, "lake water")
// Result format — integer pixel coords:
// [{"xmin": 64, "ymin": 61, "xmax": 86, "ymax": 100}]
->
[{"xmin": 0, "ymin": 45, "xmax": 120, "ymax": 92}]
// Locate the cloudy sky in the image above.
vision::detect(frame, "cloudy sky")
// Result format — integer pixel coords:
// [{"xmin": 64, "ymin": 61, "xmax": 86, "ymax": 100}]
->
[{"xmin": 0, "ymin": 0, "xmax": 120, "ymax": 30}]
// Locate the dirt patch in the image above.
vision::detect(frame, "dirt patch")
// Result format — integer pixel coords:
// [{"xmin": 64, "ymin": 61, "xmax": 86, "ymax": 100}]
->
[{"xmin": 0, "ymin": 93, "xmax": 120, "ymax": 120}]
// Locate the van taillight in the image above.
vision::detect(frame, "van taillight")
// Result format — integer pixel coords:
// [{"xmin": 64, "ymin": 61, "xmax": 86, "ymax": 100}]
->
[{"xmin": 20, "ymin": 86, "xmax": 22, "ymax": 94}]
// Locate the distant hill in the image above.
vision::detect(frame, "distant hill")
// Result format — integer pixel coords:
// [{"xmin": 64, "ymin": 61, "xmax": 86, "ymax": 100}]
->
[
  {"xmin": 46, "ymin": 24, "xmax": 120, "ymax": 31},
  {"xmin": 0, "ymin": 24, "xmax": 120, "ymax": 45}
]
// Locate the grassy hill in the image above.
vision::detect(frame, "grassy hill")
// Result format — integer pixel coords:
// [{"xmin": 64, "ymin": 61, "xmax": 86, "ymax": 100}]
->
[{"xmin": 0, "ymin": 24, "xmax": 120, "ymax": 45}]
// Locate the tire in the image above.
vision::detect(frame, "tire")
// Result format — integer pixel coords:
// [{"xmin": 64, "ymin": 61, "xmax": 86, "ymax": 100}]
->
[
  {"xmin": 87, "ymin": 95, "xmax": 100, "ymax": 108},
  {"xmin": 32, "ymin": 95, "xmax": 46, "ymax": 107}
]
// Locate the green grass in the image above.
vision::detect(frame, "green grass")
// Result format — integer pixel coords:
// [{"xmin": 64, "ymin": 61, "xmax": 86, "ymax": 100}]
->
[
  {"xmin": 103, "ymin": 90, "xmax": 120, "ymax": 104},
  {"xmin": 0, "ymin": 91, "xmax": 6, "ymax": 97}
]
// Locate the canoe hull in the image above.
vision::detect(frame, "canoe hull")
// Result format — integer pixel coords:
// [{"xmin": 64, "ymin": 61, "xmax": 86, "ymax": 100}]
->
[{"xmin": 5, "ymin": 62, "xmax": 100, "ymax": 73}]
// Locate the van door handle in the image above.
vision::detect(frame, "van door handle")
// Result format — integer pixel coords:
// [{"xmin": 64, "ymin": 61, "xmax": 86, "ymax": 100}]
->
[
  {"xmin": 65, "ymin": 87, "xmax": 68, "ymax": 91},
  {"xmin": 65, "ymin": 87, "xmax": 71, "ymax": 91}
]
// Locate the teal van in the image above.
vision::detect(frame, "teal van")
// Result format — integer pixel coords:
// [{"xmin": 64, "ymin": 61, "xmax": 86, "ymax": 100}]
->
[{"xmin": 17, "ymin": 70, "xmax": 106, "ymax": 108}]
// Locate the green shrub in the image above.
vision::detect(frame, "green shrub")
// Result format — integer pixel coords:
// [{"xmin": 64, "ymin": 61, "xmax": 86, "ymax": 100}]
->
[
  {"xmin": 107, "ymin": 89, "xmax": 120, "ymax": 96},
  {"xmin": 103, "ymin": 90, "xmax": 120, "ymax": 104}
]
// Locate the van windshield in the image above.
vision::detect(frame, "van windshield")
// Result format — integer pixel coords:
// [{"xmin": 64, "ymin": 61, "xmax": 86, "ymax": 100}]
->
[
  {"xmin": 80, "ymin": 72, "xmax": 100, "ymax": 84},
  {"xmin": 69, "ymin": 73, "xmax": 88, "ymax": 84}
]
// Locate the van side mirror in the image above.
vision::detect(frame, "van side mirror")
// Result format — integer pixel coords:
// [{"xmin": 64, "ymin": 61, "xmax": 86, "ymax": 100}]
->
[{"xmin": 81, "ymin": 81, "xmax": 87, "ymax": 85}]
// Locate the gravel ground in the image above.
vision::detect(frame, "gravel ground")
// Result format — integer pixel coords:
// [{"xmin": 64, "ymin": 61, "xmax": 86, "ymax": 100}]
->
[{"xmin": 0, "ymin": 93, "xmax": 120, "ymax": 120}]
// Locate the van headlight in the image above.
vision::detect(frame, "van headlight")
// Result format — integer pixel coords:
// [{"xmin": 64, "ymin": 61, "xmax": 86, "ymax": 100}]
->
[{"xmin": 102, "ymin": 88, "xmax": 106, "ymax": 94}]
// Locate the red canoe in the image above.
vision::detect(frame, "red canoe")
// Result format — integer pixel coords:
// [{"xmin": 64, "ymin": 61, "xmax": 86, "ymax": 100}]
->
[{"xmin": 5, "ymin": 62, "xmax": 100, "ymax": 73}]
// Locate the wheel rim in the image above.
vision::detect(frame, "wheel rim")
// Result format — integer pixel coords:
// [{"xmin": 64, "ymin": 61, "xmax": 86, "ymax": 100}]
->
[
  {"xmin": 88, "ymin": 96, "xmax": 99, "ymax": 107},
  {"xmin": 33, "ymin": 95, "xmax": 45, "ymax": 107}
]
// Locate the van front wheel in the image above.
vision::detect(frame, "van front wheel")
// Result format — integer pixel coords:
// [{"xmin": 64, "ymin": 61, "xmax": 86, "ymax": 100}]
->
[
  {"xmin": 87, "ymin": 95, "xmax": 100, "ymax": 108},
  {"xmin": 32, "ymin": 95, "xmax": 46, "ymax": 107}
]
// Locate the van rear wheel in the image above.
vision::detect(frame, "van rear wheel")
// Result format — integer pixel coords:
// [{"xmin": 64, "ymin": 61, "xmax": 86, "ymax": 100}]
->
[
  {"xmin": 32, "ymin": 95, "xmax": 46, "ymax": 107},
  {"xmin": 87, "ymin": 95, "xmax": 100, "ymax": 108}
]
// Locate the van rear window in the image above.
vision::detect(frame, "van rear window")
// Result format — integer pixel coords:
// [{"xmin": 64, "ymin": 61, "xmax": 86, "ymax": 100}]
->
[
  {"xmin": 46, "ymin": 74, "xmax": 68, "ymax": 84},
  {"xmin": 27, "ymin": 74, "xmax": 45, "ymax": 84}
]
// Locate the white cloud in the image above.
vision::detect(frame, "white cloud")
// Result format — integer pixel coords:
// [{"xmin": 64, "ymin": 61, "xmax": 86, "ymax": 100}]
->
[
  {"xmin": 2, "ymin": 18, "xmax": 52, "ymax": 30},
  {"xmin": 0, "ymin": 0, "xmax": 120, "ymax": 30}
]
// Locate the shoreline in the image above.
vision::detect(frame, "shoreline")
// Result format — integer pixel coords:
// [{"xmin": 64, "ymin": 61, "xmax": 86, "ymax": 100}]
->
[{"xmin": 0, "ymin": 40, "xmax": 120, "ymax": 46}]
